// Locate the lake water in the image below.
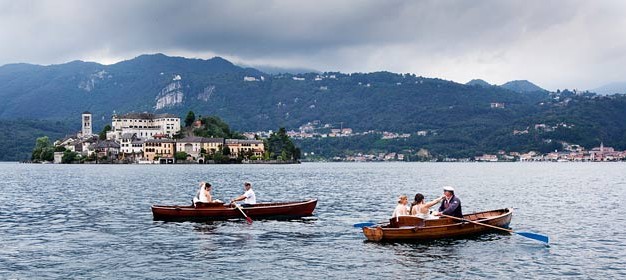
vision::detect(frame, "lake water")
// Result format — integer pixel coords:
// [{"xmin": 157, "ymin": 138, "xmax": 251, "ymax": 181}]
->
[{"xmin": 0, "ymin": 162, "xmax": 625, "ymax": 279}]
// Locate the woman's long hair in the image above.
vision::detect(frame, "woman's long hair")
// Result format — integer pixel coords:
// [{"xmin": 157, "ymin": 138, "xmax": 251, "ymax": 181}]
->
[{"xmin": 410, "ymin": 193, "xmax": 425, "ymax": 214}]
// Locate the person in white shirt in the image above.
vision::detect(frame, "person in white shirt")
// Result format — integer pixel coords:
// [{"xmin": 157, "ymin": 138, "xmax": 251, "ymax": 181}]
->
[
  {"xmin": 231, "ymin": 182, "xmax": 256, "ymax": 205},
  {"xmin": 391, "ymin": 195, "xmax": 409, "ymax": 218}
]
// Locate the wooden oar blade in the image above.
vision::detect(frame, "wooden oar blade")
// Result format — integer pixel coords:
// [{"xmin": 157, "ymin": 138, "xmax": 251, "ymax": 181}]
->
[
  {"xmin": 353, "ymin": 222, "xmax": 376, "ymax": 228},
  {"xmin": 245, "ymin": 217, "xmax": 253, "ymax": 224},
  {"xmin": 516, "ymin": 231, "xmax": 549, "ymax": 243}
]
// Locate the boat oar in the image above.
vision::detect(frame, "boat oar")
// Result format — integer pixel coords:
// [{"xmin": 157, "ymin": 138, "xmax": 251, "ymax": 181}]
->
[
  {"xmin": 353, "ymin": 221, "xmax": 377, "ymax": 228},
  {"xmin": 234, "ymin": 203, "xmax": 253, "ymax": 224},
  {"xmin": 440, "ymin": 214, "xmax": 549, "ymax": 244}
]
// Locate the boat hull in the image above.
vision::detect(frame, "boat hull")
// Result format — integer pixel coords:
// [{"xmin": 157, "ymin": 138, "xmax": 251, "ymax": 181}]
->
[
  {"xmin": 152, "ymin": 199, "xmax": 317, "ymax": 221},
  {"xmin": 363, "ymin": 208, "xmax": 512, "ymax": 242}
]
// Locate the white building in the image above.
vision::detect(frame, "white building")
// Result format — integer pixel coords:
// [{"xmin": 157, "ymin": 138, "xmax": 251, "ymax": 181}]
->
[
  {"xmin": 110, "ymin": 112, "xmax": 181, "ymax": 139},
  {"xmin": 119, "ymin": 133, "xmax": 144, "ymax": 155}
]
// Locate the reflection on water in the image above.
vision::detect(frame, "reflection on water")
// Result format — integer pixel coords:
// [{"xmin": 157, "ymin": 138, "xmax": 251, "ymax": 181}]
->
[{"xmin": 0, "ymin": 162, "xmax": 625, "ymax": 279}]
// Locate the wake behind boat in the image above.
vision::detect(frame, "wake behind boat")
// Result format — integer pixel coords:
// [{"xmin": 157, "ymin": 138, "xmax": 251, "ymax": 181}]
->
[{"xmin": 152, "ymin": 199, "xmax": 317, "ymax": 222}]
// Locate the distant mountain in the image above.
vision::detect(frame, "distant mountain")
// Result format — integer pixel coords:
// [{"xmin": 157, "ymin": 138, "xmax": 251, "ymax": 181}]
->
[
  {"xmin": 1, "ymin": 53, "xmax": 626, "ymax": 161},
  {"xmin": 0, "ymin": 54, "xmax": 549, "ymax": 132},
  {"xmin": 500, "ymin": 80, "xmax": 546, "ymax": 93},
  {"xmin": 466, "ymin": 79, "xmax": 491, "ymax": 87},
  {"xmin": 249, "ymin": 65, "xmax": 320, "ymax": 75},
  {"xmin": 591, "ymin": 82, "xmax": 626, "ymax": 95}
]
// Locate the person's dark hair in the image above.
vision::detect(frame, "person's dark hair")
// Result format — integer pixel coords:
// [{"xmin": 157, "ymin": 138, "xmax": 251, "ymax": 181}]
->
[
  {"xmin": 410, "ymin": 193, "xmax": 425, "ymax": 214},
  {"xmin": 204, "ymin": 182, "xmax": 211, "ymax": 188},
  {"xmin": 413, "ymin": 193, "xmax": 424, "ymax": 205}
]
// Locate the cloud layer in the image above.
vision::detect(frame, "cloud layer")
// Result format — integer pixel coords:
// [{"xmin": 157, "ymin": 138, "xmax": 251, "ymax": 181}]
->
[{"xmin": 1, "ymin": 0, "xmax": 625, "ymax": 90}]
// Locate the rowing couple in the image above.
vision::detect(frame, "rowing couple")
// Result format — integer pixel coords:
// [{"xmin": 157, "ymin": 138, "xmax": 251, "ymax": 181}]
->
[
  {"xmin": 392, "ymin": 186, "xmax": 462, "ymax": 219},
  {"xmin": 193, "ymin": 181, "xmax": 256, "ymax": 206}
]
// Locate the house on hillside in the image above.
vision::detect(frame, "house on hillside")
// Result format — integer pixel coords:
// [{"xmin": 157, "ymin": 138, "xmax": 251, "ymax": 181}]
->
[
  {"xmin": 143, "ymin": 139, "xmax": 175, "ymax": 163},
  {"xmin": 490, "ymin": 102, "xmax": 505, "ymax": 109},
  {"xmin": 120, "ymin": 133, "xmax": 144, "ymax": 161},
  {"xmin": 91, "ymin": 140, "xmax": 121, "ymax": 160},
  {"xmin": 176, "ymin": 136, "xmax": 224, "ymax": 162},
  {"xmin": 224, "ymin": 139, "xmax": 265, "ymax": 159}
]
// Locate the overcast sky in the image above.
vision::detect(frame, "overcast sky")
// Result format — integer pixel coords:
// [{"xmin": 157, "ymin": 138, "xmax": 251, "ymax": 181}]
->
[{"xmin": 1, "ymin": 0, "xmax": 625, "ymax": 90}]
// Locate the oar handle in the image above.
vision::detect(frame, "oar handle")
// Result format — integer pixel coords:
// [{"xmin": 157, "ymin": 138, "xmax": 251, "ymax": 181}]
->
[{"xmin": 440, "ymin": 214, "xmax": 513, "ymax": 233}]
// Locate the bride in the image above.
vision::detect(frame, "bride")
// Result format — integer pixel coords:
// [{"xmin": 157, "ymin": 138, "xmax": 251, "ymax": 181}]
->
[{"xmin": 410, "ymin": 193, "xmax": 444, "ymax": 219}]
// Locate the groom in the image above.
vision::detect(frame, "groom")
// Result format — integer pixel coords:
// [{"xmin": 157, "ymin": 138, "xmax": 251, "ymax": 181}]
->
[{"xmin": 436, "ymin": 186, "xmax": 463, "ymax": 218}]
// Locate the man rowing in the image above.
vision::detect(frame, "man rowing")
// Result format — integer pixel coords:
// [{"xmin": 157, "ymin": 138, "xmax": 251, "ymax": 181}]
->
[{"xmin": 230, "ymin": 181, "xmax": 256, "ymax": 206}]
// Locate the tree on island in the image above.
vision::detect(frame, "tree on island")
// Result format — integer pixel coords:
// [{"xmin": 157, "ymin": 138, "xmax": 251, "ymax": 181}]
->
[
  {"xmin": 265, "ymin": 127, "xmax": 301, "ymax": 161},
  {"xmin": 175, "ymin": 151, "xmax": 189, "ymax": 161},
  {"xmin": 31, "ymin": 136, "xmax": 54, "ymax": 162},
  {"xmin": 62, "ymin": 150, "xmax": 79, "ymax": 163},
  {"xmin": 193, "ymin": 115, "xmax": 244, "ymax": 139},
  {"xmin": 99, "ymin": 125, "xmax": 112, "ymax": 140},
  {"xmin": 184, "ymin": 111, "xmax": 195, "ymax": 127}
]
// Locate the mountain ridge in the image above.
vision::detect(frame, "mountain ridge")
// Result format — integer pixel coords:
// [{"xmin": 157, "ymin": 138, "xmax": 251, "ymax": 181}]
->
[
  {"xmin": 591, "ymin": 81, "xmax": 626, "ymax": 95},
  {"xmin": 0, "ymin": 53, "xmax": 625, "ymax": 161},
  {"xmin": 500, "ymin": 80, "xmax": 546, "ymax": 93}
]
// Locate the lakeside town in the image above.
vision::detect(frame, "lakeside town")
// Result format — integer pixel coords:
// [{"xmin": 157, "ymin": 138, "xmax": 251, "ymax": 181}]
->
[
  {"xmin": 279, "ymin": 120, "xmax": 626, "ymax": 162},
  {"xmin": 36, "ymin": 112, "xmax": 626, "ymax": 164},
  {"xmin": 42, "ymin": 112, "xmax": 270, "ymax": 164}
]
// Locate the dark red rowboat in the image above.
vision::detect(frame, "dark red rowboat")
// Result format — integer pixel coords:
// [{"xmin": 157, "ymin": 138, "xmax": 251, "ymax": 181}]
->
[{"xmin": 151, "ymin": 199, "xmax": 317, "ymax": 221}]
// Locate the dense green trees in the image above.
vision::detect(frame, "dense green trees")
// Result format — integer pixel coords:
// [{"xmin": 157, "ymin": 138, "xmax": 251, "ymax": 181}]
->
[
  {"xmin": 175, "ymin": 151, "xmax": 189, "ymax": 161},
  {"xmin": 61, "ymin": 150, "xmax": 79, "ymax": 163},
  {"xmin": 31, "ymin": 136, "xmax": 54, "ymax": 162},
  {"xmin": 184, "ymin": 111, "xmax": 195, "ymax": 127},
  {"xmin": 265, "ymin": 128, "xmax": 301, "ymax": 161},
  {"xmin": 193, "ymin": 115, "xmax": 244, "ymax": 139},
  {"xmin": 99, "ymin": 125, "xmax": 112, "ymax": 140},
  {"xmin": 0, "ymin": 119, "xmax": 75, "ymax": 161}
]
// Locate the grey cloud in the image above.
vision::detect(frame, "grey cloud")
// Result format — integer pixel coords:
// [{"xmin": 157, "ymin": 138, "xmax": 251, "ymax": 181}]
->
[{"xmin": 1, "ymin": 0, "xmax": 625, "ymax": 90}]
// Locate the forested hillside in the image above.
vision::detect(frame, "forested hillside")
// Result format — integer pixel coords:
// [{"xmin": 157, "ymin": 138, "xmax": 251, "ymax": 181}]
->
[
  {"xmin": 0, "ymin": 120, "xmax": 77, "ymax": 161},
  {"xmin": 1, "ymin": 54, "xmax": 625, "ymax": 161}
]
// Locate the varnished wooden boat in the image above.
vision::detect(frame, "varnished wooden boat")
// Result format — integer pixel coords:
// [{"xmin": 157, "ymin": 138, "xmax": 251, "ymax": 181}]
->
[
  {"xmin": 362, "ymin": 208, "xmax": 512, "ymax": 242},
  {"xmin": 151, "ymin": 199, "xmax": 317, "ymax": 221}
]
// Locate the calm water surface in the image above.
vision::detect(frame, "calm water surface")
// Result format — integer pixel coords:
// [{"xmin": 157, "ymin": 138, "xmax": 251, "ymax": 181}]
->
[{"xmin": 0, "ymin": 162, "xmax": 625, "ymax": 279}]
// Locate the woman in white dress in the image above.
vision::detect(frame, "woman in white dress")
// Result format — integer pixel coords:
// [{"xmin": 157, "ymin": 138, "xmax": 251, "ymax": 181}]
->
[
  {"xmin": 410, "ymin": 193, "xmax": 445, "ymax": 219},
  {"xmin": 193, "ymin": 182, "xmax": 214, "ymax": 204},
  {"xmin": 391, "ymin": 195, "xmax": 410, "ymax": 218}
]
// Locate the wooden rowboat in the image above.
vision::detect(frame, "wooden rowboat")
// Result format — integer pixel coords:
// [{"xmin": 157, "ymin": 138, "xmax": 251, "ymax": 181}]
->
[
  {"xmin": 362, "ymin": 208, "xmax": 512, "ymax": 242},
  {"xmin": 151, "ymin": 199, "xmax": 317, "ymax": 221}
]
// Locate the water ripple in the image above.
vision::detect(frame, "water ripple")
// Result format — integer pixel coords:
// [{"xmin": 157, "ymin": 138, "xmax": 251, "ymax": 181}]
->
[{"xmin": 0, "ymin": 162, "xmax": 625, "ymax": 279}]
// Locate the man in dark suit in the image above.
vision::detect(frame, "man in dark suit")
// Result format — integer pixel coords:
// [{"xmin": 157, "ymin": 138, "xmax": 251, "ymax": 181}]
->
[{"xmin": 436, "ymin": 186, "xmax": 463, "ymax": 218}]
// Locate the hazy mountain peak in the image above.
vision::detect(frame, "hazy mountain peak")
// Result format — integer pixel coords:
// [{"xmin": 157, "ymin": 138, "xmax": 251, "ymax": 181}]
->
[
  {"xmin": 500, "ymin": 80, "xmax": 545, "ymax": 93},
  {"xmin": 466, "ymin": 79, "xmax": 491, "ymax": 87},
  {"xmin": 591, "ymin": 81, "xmax": 626, "ymax": 95}
]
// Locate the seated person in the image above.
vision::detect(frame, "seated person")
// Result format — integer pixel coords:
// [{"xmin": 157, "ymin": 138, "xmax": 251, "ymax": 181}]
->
[
  {"xmin": 435, "ymin": 186, "xmax": 463, "ymax": 218},
  {"xmin": 409, "ymin": 193, "xmax": 444, "ymax": 220},
  {"xmin": 193, "ymin": 182, "xmax": 222, "ymax": 205},
  {"xmin": 391, "ymin": 195, "xmax": 409, "ymax": 218},
  {"xmin": 230, "ymin": 182, "xmax": 256, "ymax": 206}
]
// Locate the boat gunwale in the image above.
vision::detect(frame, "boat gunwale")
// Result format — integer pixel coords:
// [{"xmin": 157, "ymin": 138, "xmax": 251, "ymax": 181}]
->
[
  {"xmin": 372, "ymin": 208, "xmax": 512, "ymax": 231},
  {"xmin": 151, "ymin": 199, "xmax": 317, "ymax": 211}
]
